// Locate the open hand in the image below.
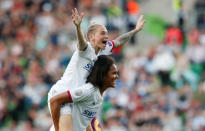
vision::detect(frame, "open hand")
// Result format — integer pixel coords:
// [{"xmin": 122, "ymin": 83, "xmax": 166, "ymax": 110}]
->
[
  {"xmin": 135, "ymin": 15, "xmax": 146, "ymax": 31},
  {"xmin": 72, "ymin": 8, "xmax": 84, "ymax": 27}
]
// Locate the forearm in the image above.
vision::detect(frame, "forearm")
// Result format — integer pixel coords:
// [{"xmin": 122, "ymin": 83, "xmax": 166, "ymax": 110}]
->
[
  {"xmin": 50, "ymin": 92, "xmax": 72, "ymax": 131},
  {"xmin": 50, "ymin": 102, "xmax": 60, "ymax": 131},
  {"xmin": 113, "ymin": 29, "xmax": 139, "ymax": 47},
  {"xmin": 76, "ymin": 26, "xmax": 87, "ymax": 50}
]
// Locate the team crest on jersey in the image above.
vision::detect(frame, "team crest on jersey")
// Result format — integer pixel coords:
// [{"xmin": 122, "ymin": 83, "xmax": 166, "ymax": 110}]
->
[
  {"xmin": 83, "ymin": 63, "xmax": 93, "ymax": 72},
  {"xmin": 106, "ymin": 41, "xmax": 112, "ymax": 46}
]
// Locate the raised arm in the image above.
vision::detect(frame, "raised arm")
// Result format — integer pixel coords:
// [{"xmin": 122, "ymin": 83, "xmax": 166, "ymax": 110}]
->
[
  {"xmin": 50, "ymin": 91, "xmax": 73, "ymax": 131},
  {"xmin": 72, "ymin": 8, "xmax": 87, "ymax": 51},
  {"xmin": 112, "ymin": 15, "xmax": 146, "ymax": 47}
]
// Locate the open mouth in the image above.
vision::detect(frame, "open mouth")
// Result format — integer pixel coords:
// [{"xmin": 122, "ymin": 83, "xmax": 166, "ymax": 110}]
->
[{"xmin": 102, "ymin": 40, "xmax": 107, "ymax": 44}]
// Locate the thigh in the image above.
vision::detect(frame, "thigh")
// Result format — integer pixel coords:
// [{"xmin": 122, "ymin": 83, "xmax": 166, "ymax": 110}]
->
[
  {"xmin": 59, "ymin": 103, "xmax": 73, "ymax": 131},
  {"xmin": 59, "ymin": 114, "xmax": 73, "ymax": 131}
]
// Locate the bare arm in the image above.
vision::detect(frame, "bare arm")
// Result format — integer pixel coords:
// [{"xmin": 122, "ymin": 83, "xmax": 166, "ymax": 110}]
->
[
  {"xmin": 112, "ymin": 15, "xmax": 146, "ymax": 47},
  {"xmin": 50, "ymin": 91, "xmax": 73, "ymax": 131},
  {"xmin": 72, "ymin": 8, "xmax": 87, "ymax": 51}
]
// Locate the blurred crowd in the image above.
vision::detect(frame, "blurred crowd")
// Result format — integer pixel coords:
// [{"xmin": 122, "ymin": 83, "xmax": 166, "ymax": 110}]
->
[{"xmin": 0, "ymin": 0, "xmax": 205, "ymax": 131}]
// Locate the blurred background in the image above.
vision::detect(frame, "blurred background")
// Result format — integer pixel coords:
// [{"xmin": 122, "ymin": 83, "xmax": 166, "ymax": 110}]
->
[{"xmin": 0, "ymin": 0, "xmax": 205, "ymax": 130}]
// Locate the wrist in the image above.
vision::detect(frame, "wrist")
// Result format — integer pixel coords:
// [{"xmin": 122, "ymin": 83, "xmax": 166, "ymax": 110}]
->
[
  {"xmin": 134, "ymin": 28, "xmax": 140, "ymax": 33},
  {"xmin": 131, "ymin": 29, "xmax": 138, "ymax": 35},
  {"xmin": 76, "ymin": 25, "xmax": 81, "ymax": 29}
]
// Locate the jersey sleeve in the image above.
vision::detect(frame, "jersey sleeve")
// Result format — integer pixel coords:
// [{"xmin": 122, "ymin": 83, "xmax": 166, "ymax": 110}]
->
[
  {"xmin": 68, "ymin": 86, "xmax": 91, "ymax": 103},
  {"xmin": 101, "ymin": 41, "xmax": 115, "ymax": 55},
  {"xmin": 77, "ymin": 42, "xmax": 92, "ymax": 58}
]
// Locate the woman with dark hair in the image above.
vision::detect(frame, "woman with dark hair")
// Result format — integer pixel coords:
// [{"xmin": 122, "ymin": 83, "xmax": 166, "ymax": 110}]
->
[{"xmin": 49, "ymin": 55, "xmax": 119, "ymax": 131}]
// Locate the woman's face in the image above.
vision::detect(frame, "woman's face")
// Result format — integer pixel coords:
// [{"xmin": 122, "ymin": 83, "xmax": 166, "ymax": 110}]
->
[
  {"xmin": 93, "ymin": 26, "xmax": 109, "ymax": 50},
  {"xmin": 104, "ymin": 64, "xmax": 119, "ymax": 88}
]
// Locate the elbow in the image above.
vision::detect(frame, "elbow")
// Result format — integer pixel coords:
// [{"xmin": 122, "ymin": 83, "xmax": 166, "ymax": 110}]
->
[
  {"xmin": 50, "ymin": 92, "xmax": 71, "ymax": 105},
  {"xmin": 50, "ymin": 97, "xmax": 58, "ymax": 105},
  {"xmin": 50, "ymin": 94, "xmax": 62, "ymax": 105}
]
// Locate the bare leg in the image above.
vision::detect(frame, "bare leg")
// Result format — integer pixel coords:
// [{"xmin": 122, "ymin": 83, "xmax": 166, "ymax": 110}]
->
[{"xmin": 59, "ymin": 114, "xmax": 73, "ymax": 131}]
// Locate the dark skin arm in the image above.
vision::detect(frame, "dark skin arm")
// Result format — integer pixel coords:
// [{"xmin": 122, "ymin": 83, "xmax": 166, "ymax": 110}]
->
[{"xmin": 50, "ymin": 92, "xmax": 72, "ymax": 131}]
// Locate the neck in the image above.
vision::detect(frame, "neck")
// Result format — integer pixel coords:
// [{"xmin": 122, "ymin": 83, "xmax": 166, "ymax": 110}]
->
[
  {"xmin": 90, "ymin": 42, "xmax": 100, "ymax": 55},
  {"xmin": 99, "ymin": 86, "xmax": 107, "ymax": 96}
]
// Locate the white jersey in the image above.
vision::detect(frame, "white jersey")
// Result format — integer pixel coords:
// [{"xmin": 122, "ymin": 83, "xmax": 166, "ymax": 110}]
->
[
  {"xmin": 48, "ymin": 41, "xmax": 114, "ymax": 97},
  {"xmin": 69, "ymin": 83, "xmax": 103, "ymax": 131}
]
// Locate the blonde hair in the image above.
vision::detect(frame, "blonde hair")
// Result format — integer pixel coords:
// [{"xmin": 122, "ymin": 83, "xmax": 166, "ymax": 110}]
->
[{"xmin": 87, "ymin": 21, "xmax": 105, "ymax": 41}]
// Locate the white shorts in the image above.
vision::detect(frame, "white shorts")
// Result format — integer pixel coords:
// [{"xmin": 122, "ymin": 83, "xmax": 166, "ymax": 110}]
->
[
  {"xmin": 48, "ymin": 87, "xmax": 73, "ymax": 115},
  {"xmin": 50, "ymin": 125, "xmax": 55, "ymax": 131}
]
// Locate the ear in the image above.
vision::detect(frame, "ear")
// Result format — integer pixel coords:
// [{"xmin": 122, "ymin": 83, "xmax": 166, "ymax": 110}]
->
[{"xmin": 89, "ymin": 34, "xmax": 95, "ymax": 42}]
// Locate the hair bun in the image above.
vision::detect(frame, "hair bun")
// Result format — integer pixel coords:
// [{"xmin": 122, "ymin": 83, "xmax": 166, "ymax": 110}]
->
[{"xmin": 90, "ymin": 20, "xmax": 97, "ymax": 25}]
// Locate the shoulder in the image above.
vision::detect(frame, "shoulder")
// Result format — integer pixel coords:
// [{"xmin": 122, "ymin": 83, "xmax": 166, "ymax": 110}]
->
[
  {"xmin": 84, "ymin": 83, "xmax": 97, "ymax": 92},
  {"xmin": 85, "ymin": 42, "xmax": 92, "ymax": 50},
  {"xmin": 76, "ymin": 42, "xmax": 93, "ymax": 57},
  {"xmin": 69, "ymin": 83, "xmax": 96, "ymax": 102},
  {"xmin": 74, "ymin": 83, "xmax": 96, "ymax": 95},
  {"xmin": 76, "ymin": 41, "xmax": 91, "ymax": 51}
]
